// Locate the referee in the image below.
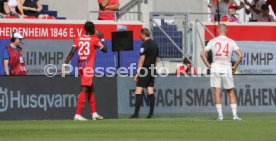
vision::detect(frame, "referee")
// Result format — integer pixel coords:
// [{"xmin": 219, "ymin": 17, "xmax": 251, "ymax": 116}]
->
[{"xmin": 131, "ymin": 28, "xmax": 159, "ymax": 119}]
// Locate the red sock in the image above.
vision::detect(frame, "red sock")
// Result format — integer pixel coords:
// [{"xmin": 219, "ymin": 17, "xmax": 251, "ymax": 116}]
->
[
  {"xmin": 87, "ymin": 92, "xmax": 96, "ymax": 114},
  {"xmin": 75, "ymin": 92, "xmax": 86, "ymax": 115}
]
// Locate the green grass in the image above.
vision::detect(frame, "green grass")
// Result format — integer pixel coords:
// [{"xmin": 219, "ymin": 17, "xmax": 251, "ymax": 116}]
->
[{"xmin": 1, "ymin": 115, "xmax": 276, "ymax": 141}]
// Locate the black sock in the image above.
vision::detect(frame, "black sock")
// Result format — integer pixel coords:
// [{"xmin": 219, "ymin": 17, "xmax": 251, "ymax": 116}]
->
[
  {"xmin": 148, "ymin": 94, "xmax": 155, "ymax": 116},
  {"xmin": 134, "ymin": 94, "xmax": 142, "ymax": 116}
]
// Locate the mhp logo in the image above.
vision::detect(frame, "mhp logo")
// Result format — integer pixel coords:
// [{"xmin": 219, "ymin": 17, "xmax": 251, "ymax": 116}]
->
[{"xmin": 240, "ymin": 52, "xmax": 273, "ymax": 66}]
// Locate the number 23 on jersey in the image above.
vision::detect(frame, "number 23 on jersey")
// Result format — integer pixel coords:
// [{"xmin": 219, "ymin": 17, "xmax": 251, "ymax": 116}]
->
[{"xmin": 78, "ymin": 41, "xmax": 91, "ymax": 56}]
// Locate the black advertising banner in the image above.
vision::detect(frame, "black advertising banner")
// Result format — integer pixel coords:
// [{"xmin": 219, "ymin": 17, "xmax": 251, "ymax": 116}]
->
[
  {"xmin": 118, "ymin": 75, "xmax": 276, "ymax": 115},
  {"xmin": 0, "ymin": 76, "xmax": 117, "ymax": 120}
]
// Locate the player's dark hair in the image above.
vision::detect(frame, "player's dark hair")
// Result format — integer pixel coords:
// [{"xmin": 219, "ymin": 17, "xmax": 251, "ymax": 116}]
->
[
  {"xmin": 141, "ymin": 28, "xmax": 150, "ymax": 37},
  {"xmin": 84, "ymin": 21, "xmax": 95, "ymax": 35}
]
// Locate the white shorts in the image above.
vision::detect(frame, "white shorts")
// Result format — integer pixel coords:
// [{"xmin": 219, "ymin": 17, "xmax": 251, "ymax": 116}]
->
[
  {"xmin": 8, "ymin": 0, "xmax": 17, "ymax": 8},
  {"xmin": 210, "ymin": 73, "xmax": 234, "ymax": 89}
]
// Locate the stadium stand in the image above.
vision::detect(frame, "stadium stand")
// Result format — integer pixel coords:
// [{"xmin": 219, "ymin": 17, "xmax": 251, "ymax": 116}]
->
[
  {"xmin": 40, "ymin": 4, "xmax": 65, "ymax": 19},
  {"xmin": 152, "ymin": 20, "xmax": 183, "ymax": 59},
  {"xmin": 1, "ymin": 3, "xmax": 65, "ymax": 19}
]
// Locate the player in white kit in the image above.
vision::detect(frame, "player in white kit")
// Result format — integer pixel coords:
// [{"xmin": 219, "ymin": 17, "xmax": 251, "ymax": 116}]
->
[{"xmin": 200, "ymin": 24, "xmax": 243, "ymax": 121}]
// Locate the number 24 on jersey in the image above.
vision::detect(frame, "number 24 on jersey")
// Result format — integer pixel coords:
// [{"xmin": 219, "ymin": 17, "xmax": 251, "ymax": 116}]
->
[{"xmin": 215, "ymin": 42, "xmax": 229, "ymax": 57}]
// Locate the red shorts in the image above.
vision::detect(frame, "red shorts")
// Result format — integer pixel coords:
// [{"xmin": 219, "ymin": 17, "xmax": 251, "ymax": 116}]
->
[{"xmin": 79, "ymin": 68, "xmax": 94, "ymax": 86}]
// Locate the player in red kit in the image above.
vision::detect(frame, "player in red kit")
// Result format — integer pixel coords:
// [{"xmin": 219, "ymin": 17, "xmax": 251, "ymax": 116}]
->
[{"xmin": 63, "ymin": 21, "xmax": 107, "ymax": 121}]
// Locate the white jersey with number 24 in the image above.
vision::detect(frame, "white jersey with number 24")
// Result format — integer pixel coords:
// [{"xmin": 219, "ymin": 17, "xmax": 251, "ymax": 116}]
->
[{"xmin": 205, "ymin": 36, "xmax": 239, "ymax": 74}]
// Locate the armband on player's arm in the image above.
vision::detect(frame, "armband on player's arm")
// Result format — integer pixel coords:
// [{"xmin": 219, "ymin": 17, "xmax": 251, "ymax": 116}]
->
[{"xmin": 99, "ymin": 39, "xmax": 107, "ymax": 53}]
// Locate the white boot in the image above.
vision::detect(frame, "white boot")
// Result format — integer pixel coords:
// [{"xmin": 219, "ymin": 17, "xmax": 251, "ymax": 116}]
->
[
  {"xmin": 74, "ymin": 114, "xmax": 88, "ymax": 121},
  {"xmin": 233, "ymin": 116, "xmax": 242, "ymax": 121},
  {"xmin": 92, "ymin": 112, "xmax": 104, "ymax": 120}
]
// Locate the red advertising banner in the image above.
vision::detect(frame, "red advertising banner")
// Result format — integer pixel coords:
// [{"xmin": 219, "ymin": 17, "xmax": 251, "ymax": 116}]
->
[
  {"xmin": 205, "ymin": 25, "xmax": 276, "ymax": 41},
  {"xmin": 0, "ymin": 23, "xmax": 142, "ymax": 40}
]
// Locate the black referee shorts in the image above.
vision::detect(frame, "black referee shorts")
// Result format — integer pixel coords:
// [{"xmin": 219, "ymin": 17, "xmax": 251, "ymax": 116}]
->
[{"xmin": 136, "ymin": 68, "xmax": 156, "ymax": 88}]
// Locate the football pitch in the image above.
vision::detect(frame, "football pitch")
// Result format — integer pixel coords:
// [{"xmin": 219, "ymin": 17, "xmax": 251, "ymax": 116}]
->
[{"xmin": 0, "ymin": 115, "xmax": 276, "ymax": 141}]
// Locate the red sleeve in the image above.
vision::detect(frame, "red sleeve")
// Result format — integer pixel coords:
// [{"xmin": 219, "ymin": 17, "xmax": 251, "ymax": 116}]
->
[
  {"xmin": 221, "ymin": 16, "xmax": 228, "ymax": 22},
  {"xmin": 94, "ymin": 36, "xmax": 104, "ymax": 49}
]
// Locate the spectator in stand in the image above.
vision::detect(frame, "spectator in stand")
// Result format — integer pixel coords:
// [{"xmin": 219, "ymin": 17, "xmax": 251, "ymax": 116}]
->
[
  {"xmin": 208, "ymin": 0, "xmax": 244, "ymax": 21},
  {"xmin": 244, "ymin": 0, "xmax": 265, "ymax": 22},
  {"xmin": 20, "ymin": 0, "xmax": 50, "ymax": 19},
  {"xmin": 8, "ymin": 0, "xmax": 25, "ymax": 17},
  {"xmin": 221, "ymin": 3, "xmax": 239, "ymax": 22},
  {"xmin": 0, "ymin": 0, "xmax": 9, "ymax": 17},
  {"xmin": 257, "ymin": 4, "xmax": 274, "ymax": 22},
  {"xmin": 176, "ymin": 57, "xmax": 197, "ymax": 75},
  {"xmin": 98, "ymin": 0, "xmax": 119, "ymax": 20},
  {"xmin": 266, "ymin": 0, "xmax": 276, "ymax": 16}
]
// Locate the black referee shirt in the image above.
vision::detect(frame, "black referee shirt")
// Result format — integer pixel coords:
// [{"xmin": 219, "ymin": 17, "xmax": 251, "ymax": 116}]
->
[{"xmin": 140, "ymin": 39, "xmax": 159, "ymax": 68}]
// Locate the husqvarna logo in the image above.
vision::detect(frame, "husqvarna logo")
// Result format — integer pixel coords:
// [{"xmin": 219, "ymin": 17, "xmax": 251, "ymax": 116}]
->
[
  {"xmin": 0, "ymin": 87, "xmax": 77, "ymax": 113},
  {"xmin": 0, "ymin": 87, "xmax": 8, "ymax": 112}
]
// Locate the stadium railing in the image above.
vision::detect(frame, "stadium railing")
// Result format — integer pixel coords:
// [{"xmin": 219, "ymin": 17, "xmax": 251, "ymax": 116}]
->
[
  {"xmin": 87, "ymin": 11, "xmax": 143, "ymax": 22},
  {"xmin": 149, "ymin": 12, "xmax": 240, "ymax": 61},
  {"xmin": 149, "ymin": 12, "xmax": 276, "ymax": 74}
]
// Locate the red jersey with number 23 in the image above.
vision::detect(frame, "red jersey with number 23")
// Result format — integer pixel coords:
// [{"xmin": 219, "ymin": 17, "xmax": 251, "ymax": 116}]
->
[
  {"xmin": 204, "ymin": 35, "xmax": 239, "ymax": 74},
  {"xmin": 73, "ymin": 35, "xmax": 103, "ymax": 69}
]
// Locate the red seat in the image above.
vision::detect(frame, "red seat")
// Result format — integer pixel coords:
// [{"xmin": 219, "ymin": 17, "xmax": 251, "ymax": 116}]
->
[
  {"xmin": 23, "ymin": 16, "xmax": 37, "ymax": 19},
  {"xmin": 41, "ymin": 15, "xmax": 55, "ymax": 20},
  {"xmin": 3, "ymin": 15, "xmax": 18, "ymax": 19}
]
